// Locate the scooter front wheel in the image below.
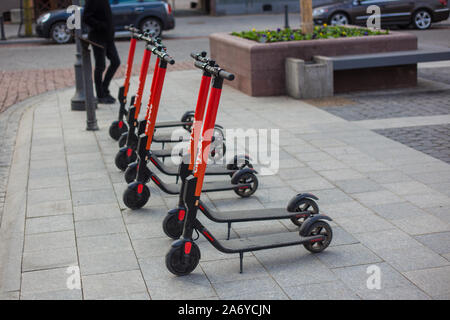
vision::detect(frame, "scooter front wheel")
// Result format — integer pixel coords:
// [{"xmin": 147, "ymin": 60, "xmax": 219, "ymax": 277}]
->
[
  {"xmin": 109, "ymin": 120, "xmax": 128, "ymax": 140},
  {"xmin": 290, "ymin": 198, "xmax": 319, "ymax": 227},
  {"xmin": 115, "ymin": 148, "xmax": 137, "ymax": 171},
  {"xmin": 123, "ymin": 183, "xmax": 150, "ymax": 210},
  {"xmin": 166, "ymin": 242, "xmax": 201, "ymax": 276},
  {"xmin": 234, "ymin": 172, "xmax": 258, "ymax": 198},
  {"xmin": 162, "ymin": 212, "xmax": 184, "ymax": 240},
  {"xmin": 124, "ymin": 162, "xmax": 151, "ymax": 184},
  {"xmin": 303, "ymin": 221, "xmax": 333, "ymax": 253}
]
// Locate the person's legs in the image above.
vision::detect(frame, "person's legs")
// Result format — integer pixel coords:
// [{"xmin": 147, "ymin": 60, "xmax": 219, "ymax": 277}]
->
[
  {"xmin": 102, "ymin": 41, "xmax": 121, "ymax": 97},
  {"xmin": 92, "ymin": 44, "xmax": 106, "ymax": 98}
]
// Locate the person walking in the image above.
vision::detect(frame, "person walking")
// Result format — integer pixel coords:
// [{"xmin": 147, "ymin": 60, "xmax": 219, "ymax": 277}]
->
[{"xmin": 82, "ymin": 0, "xmax": 120, "ymax": 104}]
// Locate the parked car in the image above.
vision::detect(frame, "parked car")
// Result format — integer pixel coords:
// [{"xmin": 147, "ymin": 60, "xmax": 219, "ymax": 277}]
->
[
  {"xmin": 313, "ymin": 0, "xmax": 450, "ymax": 30},
  {"xmin": 35, "ymin": 0, "xmax": 175, "ymax": 44}
]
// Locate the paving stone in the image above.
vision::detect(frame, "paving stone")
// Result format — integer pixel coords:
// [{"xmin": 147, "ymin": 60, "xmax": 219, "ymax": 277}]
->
[
  {"xmin": 132, "ymin": 237, "xmax": 173, "ymax": 259},
  {"xmin": 391, "ymin": 215, "xmax": 450, "ymax": 235},
  {"xmin": 75, "ymin": 218, "xmax": 126, "ymax": 238},
  {"xmin": 26, "ymin": 200, "xmax": 73, "ymax": 218},
  {"xmin": 404, "ymin": 266, "xmax": 450, "ymax": 298},
  {"xmin": 0, "ymin": 291, "xmax": 20, "ymax": 300},
  {"xmin": 370, "ymin": 202, "xmax": 427, "ymax": 220},
  {"xmin": 27, "ymin": 187, "xmax": 71, "ymax": 205},
  {"xmin": 126, "ymin": 221, "xmax": 167, "ymax": 240},
  {"xmin": 25, "ymin": 215, "xmax": 73, "ymax": 234},
  {"xmin": 212, "ymin": 277, "xmax": 285, "ymax": 300},
  {"xmin": 97, "ymin": 292, "xmax": 150, "ymax": 300},
  {"xmin": 77, "ymin": 233, "xmax": 132, "ymax": 255},
  {"xmin": 24, "ymin": 230, "xmax": 75, "ymax": 252},
  {"xmin": 402, "ymin": 192, "xmax": 450, "ymax": 209},
  {"xmin": 71, "ymin": 188, "xmax": 117, "ymax": 207},
  {"xmin": 79, "ymin": 250, "xmax": 139, "ymax": 276},
  {"xmin": 201, "ymin": 256, "xmax": 268, "ymax": 284},
  {"xmin": 82, "ymin": 270, "xmax": 147, "ymax": 300},
  {"xmin": 335, "ymin": 215, "xmax": 395, "ymax": 234},
  {"xmin": 333, "ymin": 178, "xmax": 383, "ymax": 194},
  {"xmin": 320, "ymin": 201, "xmax": 374, "ymax": 219},
  {"xmin": 20, "ymin": 289, "xmax": 82, "ymax": 300},
  {"xmin": 286, "ymin": 176, "xmax": 335, "ymax": 192},
  {"xmin": 332, "ymin": 262, "xmax": 414, "ymax": 298},
  {"xmin": 73, "ymin": 203, "xmax": 122, "ymax": 221},
  {"xmin": 360, "ymin": 283, "xmax": 431, "ymax": 300},
  {"xmin": 382, "ymin": 181, "xmax": 435, "ymax": 196},
  {"xmin": 146, "ymin": 273, "xmax": 216, "ymax": 300},
  {"xmin": 21, "ymin": 267, "xmax": 74, "ymax": 294},
  {"xmin": 304, "ymin": 188, "xmax": 353, "ymax": 205},
  {"xmin": 22, "ymin": 247, "xmax": 78, "ymax": 272},
  {"xmin": 427, "ymin": 206, "xmax": 450, "ymax": 224},
  {"xmin": 415, "ymin": 232, "xmax": 450, "ymax": 254},
  {"xmin": 254, "ymin": 248, "xmax": 336, "ymax": 287},
  {"xmin": 352, "ymin": 190, "xmax": 403, "ymax": 206},
  {"xmin": 316, "ymin": 243, "xmax": 382, "ymax": 269},
  {"xmin": 284, "ymin": 281, "xmax": 360, "ymax": 300}
]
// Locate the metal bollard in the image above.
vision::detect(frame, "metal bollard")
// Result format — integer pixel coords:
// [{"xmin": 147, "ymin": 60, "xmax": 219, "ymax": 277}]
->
[
  {"xmin": 284, "ymin": 5, "xmax": 290, "ymax": 29},
  {"xmin": 71, "ymin": 0, "xmax": 85, "ymax": 110},
  {"xmin": 0, "ymin": 16, "xmax": 6, "ymax": 41},
  {"xmin": 80, "ymin": 40, "xmax": 99, "ymax": 131}
]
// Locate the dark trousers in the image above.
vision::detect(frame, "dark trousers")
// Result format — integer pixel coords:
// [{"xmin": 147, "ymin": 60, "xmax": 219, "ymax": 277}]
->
[{"xmin": 92, "ymin": 40, "xmax": 120, "ymax": 98}]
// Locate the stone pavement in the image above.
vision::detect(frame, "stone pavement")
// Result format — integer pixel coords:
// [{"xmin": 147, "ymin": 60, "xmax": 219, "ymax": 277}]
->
[{"xmin": 1, "ymin": 69, "xmax": 450, "ymax": 300}]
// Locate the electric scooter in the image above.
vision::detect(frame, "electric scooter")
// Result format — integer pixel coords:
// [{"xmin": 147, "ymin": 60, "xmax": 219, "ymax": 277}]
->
[
  {"xmin": 123, "ymin": 52, "xmax": 253, "ymax": 184},
  {"xmin": 109, "ymin": 26, "xmax": 140, "ymax": 140},
  {"xmin": 122, "ymin": 50, "xmax": 258, "ymax": 210},
  {"xmin": 165, "ymin": 62, "xmax": 333, "ymax": 275}
]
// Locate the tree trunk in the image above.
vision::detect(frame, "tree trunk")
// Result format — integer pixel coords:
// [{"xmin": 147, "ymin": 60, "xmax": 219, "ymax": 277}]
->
[{"xmin": 300, "ymin": 0, "xmax": 313, "ymax": 34}]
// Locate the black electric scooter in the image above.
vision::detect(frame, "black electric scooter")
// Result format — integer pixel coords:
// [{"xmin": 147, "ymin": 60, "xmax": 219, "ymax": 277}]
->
[{"xmin": 165, "ymin": 63, "xmax": 333, "ymax": 275}]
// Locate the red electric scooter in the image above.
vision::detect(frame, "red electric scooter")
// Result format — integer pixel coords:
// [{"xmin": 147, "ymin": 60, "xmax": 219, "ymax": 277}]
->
[
  {"xmin": 122, "ymin": 50, "xmax": 258, "ymax": 210},
  {"xmin": 165, "ymin": 62, "xmax": 333, "ymax": 275}
]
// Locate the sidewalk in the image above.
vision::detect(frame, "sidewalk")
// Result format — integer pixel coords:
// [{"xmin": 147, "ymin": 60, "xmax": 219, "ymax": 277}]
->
[{"xmin": 0, "ymin": 70, "xmax": 449, "ymax": 300}]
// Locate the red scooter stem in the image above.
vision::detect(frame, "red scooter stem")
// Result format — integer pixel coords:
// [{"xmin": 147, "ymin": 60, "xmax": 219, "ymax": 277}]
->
[
  {"xmin": 123, "ymin": 37, "xmax": 137, "ymax": 102},
  {"xmin": 188, "ymin": 73, "xmax": 211, "ymax": 171},
  {"xmin": 144, "ymin": 57, "xmax": 161, "ymax": 121},
  {"xmin": 133, "ymin": 48, "xmax": 152, "ymax": 119},
  {"xmin": 145, "ymin": 62, "xmax": 168, "ymax": 150},
  {"xmin": 193, "ymin": 85, "xmax": 222, "ymax": 196}
]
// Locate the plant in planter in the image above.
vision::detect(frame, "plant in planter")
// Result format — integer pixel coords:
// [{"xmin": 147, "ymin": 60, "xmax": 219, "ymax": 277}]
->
[{"xmin": 232, "ymin": 25, "xmax": 389, "ymax": 43}]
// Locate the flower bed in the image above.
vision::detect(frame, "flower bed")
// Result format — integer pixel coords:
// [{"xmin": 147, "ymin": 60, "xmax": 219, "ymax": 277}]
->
[
  {"xmin": 210, "ymin": 28, "xmax": 417, "ymax": 96},
  {"xmin": 232, "ymin": 25, "xmax": 389, "ymax": 43}
]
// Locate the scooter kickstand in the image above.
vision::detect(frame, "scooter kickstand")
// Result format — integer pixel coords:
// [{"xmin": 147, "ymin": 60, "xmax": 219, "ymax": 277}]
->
[
  {"xmin": 239, "ymin": 252, "xmax": 244, "ymax": 274},
  {"xmin": 227, "ymin": 222, "xmax": 231, "ymax": 240}
]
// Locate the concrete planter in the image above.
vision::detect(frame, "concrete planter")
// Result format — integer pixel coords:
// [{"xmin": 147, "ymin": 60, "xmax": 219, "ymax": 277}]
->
[{"xmin": 209, "ymin": 31, "xmax": 418, "ymax": 96}]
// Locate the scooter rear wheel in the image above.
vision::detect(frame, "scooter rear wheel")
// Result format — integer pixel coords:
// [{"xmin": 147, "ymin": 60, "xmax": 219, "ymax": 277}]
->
[
  {"xmin": 290, "ymin": 198, "xmax": 319, "ymax": 227},
  {"xmin": 166, "ymin": 242, "xmax": 201, "ymax": 276},
  {"xmin": 303, "ymin": 221, "xmax": 333, "ymax": 253},
  {"xmin": 162, "ymin": 213, "xmax": 183, "ymax": 240},
  {"xmin": 234, "ymin": 172, "xmax": 258, "ymax": 198},
  {"xmin": 118, "ymin": 132, "xmax": 138, "ymax": 149},
  {"xmin": 115, "ymin": 148, "xmax": 137, "ymax": 171},
  {"xmin": 109, "ymin": 120, "xmax": 128, "ymax": 140},
  {"xmin": 123, "ymin": 183, "xmax": 150, "ymax": 210}
]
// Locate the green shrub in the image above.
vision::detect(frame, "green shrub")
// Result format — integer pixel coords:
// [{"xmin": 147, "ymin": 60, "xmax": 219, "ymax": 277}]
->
[{"xmin": 231, "ymin": 25, "xmax": 389, "ymax": 43}]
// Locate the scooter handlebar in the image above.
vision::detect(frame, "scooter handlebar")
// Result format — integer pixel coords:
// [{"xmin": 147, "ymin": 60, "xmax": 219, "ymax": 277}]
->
[
  {"xmin": 194, "ymin": 61, "xmax": 234, "ymax": 81},
  {"xmin": 190, "ymin": 51, "xmax": 209, "ymax": 63},
  {"xmin": 151, "ymin": 46, "xmax": 175, "ymax": 65}
]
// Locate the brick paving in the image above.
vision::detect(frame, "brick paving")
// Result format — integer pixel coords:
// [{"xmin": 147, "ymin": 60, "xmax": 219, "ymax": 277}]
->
[
  {"xmin": 0, "ymin": 61, "xmax": 194, "ymax": 113},
  {"xmin": 321, "ymin": 90, "xmax": 450, "ymax": 121},
  {"xmin": 375, "ymin": 124, "xmax": 450, "ymax": 164}
]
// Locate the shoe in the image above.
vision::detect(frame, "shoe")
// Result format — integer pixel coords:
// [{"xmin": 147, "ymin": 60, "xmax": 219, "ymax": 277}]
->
[{"xmin": 98, "ymin": 96, "xmax": 116, "ymax": 104}]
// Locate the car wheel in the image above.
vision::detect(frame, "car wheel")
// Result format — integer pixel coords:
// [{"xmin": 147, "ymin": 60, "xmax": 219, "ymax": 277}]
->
[
  {"xmin": 329, "ymin": 12, "xmax": 349, "ymax": 26},
  {"xmin": 140, "ymin": 18, "xmax": 162, "ymax": 38},
  {"xmin": 50, "ymin": 21, "xmax": 73, "ymax": 44},
  {"xmin": 413, "ymin": 10, "xmax": 432, "ymax": 30}
]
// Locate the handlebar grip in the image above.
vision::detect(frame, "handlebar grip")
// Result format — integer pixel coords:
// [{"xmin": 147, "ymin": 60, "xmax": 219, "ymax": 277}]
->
[
  {"xmin": 190, "ymin": 51, "xmax": 208, "ymax": 62},
  {"xmin": 218, "ymin": 70, "xmax": 235, "ymax": 81},
  {"xmin": 163, "ymin": 54, "xmax": 175, "ymax": 65}
]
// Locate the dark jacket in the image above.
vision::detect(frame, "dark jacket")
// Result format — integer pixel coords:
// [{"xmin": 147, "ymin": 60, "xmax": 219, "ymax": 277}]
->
[{"xmin": 82, "ymin": 0, "xmax": 115, "ymax": 43}]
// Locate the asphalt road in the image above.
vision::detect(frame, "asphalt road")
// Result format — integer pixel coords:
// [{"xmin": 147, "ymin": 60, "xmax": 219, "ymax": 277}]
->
[{"xmin": 0, "ymin": 13, "xmax": 449, "ymax": 71}]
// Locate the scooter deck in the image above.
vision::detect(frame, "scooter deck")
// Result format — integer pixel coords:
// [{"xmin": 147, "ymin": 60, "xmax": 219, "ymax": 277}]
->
[
  {"xmin": 152, "ymin": 148, "xmax": 183, "ymax": 159},
  {"xmin": 161, "ymin": 180, "xmax": 250, "ymax": 195},
  {"xmin": 199, "ymin": 201, "xmax": 296, "ymax": 223},
  {"xmin": 149, "ymin": 158, "xmax": 236, "ymax": 176},
  {"xmin": 218, "ymin": 231, "xmax": 321, "ymax": 254},
  {"xmin": 153, "ymin": 132, "xmax": 186, "ymax": 143}
]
